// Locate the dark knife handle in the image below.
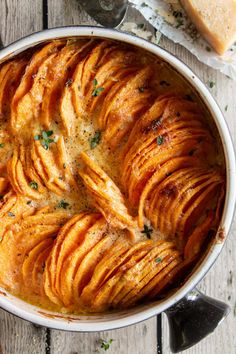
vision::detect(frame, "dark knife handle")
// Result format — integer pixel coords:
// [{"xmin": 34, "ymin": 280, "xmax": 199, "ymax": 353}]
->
[{"xmin": 165, "ymin": 288, "xmax": 230, "ymax": 353}]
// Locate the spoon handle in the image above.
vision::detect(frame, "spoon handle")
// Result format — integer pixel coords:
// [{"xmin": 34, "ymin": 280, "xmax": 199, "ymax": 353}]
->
[
  {"xmin": 78, "ymin": 0, "xmax": 128, "ymax": 28},
  {"xmin": 165, "ymin": 288, "xmax": 230, "ymax": 353}
]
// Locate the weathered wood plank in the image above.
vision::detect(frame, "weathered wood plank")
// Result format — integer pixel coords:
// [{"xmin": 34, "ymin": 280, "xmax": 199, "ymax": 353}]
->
[
  {"xmin": 47, "ymin": 3, "xmax": 158, "ymax": 353},
  {"xmin": 50, "ymin": 319, "xmax": 157, "ymax": 354},
  {"xmin": 0, "ymin": 0, "xmax": 43, "ymax": 46},
  {"xmin": 160, "ymin": 36, "xmax": 236, "ymax": 354},
  {"xmin": 0, "ymin": 1, "xmax": 46, "ymax": 353}
]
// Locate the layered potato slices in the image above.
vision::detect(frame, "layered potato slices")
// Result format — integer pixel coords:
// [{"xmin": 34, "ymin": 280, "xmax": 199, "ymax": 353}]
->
[{"xmin": 0, "ymin": 38, "xmax": 225, "ymax": 313}]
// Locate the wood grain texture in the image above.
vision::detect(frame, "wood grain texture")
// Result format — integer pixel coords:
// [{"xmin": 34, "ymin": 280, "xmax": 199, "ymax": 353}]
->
[
  {"xmin": 0, "ymin": 0, "xmax": 43, "ymax": 46},
  {"xmin": 0, "ymin": 1, "xmax": 235, "ymax": 353}
]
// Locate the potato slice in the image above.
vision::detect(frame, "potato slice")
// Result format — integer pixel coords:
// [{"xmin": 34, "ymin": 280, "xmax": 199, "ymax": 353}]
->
[
  {"xmin": 72, "ymin": 234, "xmax": 117, "ymax": 303},
  {"xmin": 90, "ymin": 241, "xmax": 154, "ymax": 312},
  {"xmin": 80, "ymin": 239, "xmax": 131, "ymax": 307},
  {"xmin": 0, "ymin": 59, "xmax": 27, "ymax": 122},
  {"xmin": 59, "ymin": 40, "xmax": 97, "ymax": 135},
  {"xmin": 111, "ymin": 241, "xmax": 175, "ymax": 307},
  {"xmin": 40, "ymin": 41, "xmax": 89, "ymax": 128},
  {"xmin": 59, "ymin": 217, "xmax": 107, "ymax": 306},
  {"xmin": 11, "ymin": 40, "xmax": 65, "ymax": 132},
  {"xmin": 50, "ymin": 213, "xmax": 100, "ymax": 298},
  {"xmin": 22, "ymin": 238, "xmax": 53, "ymax": 294},
  {"xmin": 119, "ymin": 249, "xmax": 180, "ymax": 307},
  {"xmin": 79, "ymin": 152, "xmax": 135, "ymax": 230},
  {"xmin": 32, "ymin": 245, "xmax": 52, "ymax": 296}
]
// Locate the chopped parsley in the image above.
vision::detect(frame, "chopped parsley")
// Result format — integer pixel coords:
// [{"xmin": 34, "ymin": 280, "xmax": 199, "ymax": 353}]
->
[
  {"xmin": 141, "ymin": 2, "xmax": 148, "ymax": 7},
  {"xmin": 138, "ymin": 87, "xmax": 145, "ymax": 93},
  {"xmin": 100, "ymin": 339, "xmax": 113, "ymax": 351},
  {"xmin": 141, "ymin": 224, "xmax": 153, "ymax": 239},
  {"xmin": 89, "ymin": 131, "xmax": 101, "ymax": 149},
  {"xmin": 206, "ymin": 46, "xmax": 211, "ymax": 52},
  {"xmin": 188, "ymin": 149, "xmax": 195, "ymax": 156},
  {"xmin": 92, "ymin": 78, "xmax": 104, "ymax": 97},
  {"xmin": 225, "ymin": 105, "xmax": 228, "ymax": 111},
  {"xmin": 65, "ymin": 78, "xmax": 73, "ymax": 87},
  {"xmin": 176, "ymin": 18, "xmax": 184, "ymax": 28},
  {"xmin": 57, "ymin": 200, "xmax": 69, "ymax": 209},
  {"xmin": 34, "ymin": 130, "xmax": 55, "ymax": 150},
  {"xmin": 157, "ymin": 135, "xmax": 164, "ymax": 145},
  {"xmin": 137, "ymin": 23, "xmax": 145, "ymax": 29},
  {"xmin": 159, "ymin": 80, "xmax": 170, "ymax": 87},
  {"xmin": 8, "ymin": 212, "xmax": 15, "ymax": 217},
  {"xmin": 26, "ymin": 201, "xmax": 32, "ymax": 205},
  {"xmin": 173, "ymin": 10, "xmax": 182, "ymax": 18},
  {"xmin": 29, "ymin": 181, "xmax": 38, "ymax": 190},
  {"xmin": 208, "ymin": 81, "xmax": 215, "ymax": 89},
  {"xmin": 0, "ymin": 143, "xmax": 4, "ymax": 148},
  {"xmin": 155, "ymin": 257, "xmax": 162, "ymax": 263}
]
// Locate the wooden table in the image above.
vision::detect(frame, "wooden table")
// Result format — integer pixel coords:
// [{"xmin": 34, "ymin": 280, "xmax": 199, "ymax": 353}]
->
[{"xmin": 0, "ymin": 1, "xmax": 235, "ymax": 353}]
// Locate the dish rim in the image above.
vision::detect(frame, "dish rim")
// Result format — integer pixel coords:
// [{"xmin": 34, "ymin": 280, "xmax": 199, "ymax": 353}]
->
[{"xmin": 0, "ymin": 25, "xmax": 235, "ymax": 331}]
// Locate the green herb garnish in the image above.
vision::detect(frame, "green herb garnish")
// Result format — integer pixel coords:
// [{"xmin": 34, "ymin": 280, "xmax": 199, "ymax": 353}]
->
[
  {"xmin": 8, "ymin": 212, "xmax": 15, "ymax": 217},
  {"xmin": 92, "ymin": 78, "xmax": 104, "ymax": 97},
  {"xmin": 29, "ymin": 181, "xmax": 38, "ymax": 190},
  {"xmin": 176, "ymin": 18, "xmax": 184, "ymax": 28},
  {"xmin": 89, "ymin": 131, "xmax": 101, "ymax": 149},
  {"xmin": 141, "ymin": 224, "xmax": 153, "ymax": 239},
  {"xmin": 206, "ymin": 46, "xmax": 211, "ymax": 52},
  {"xmin": 137, "ymin": 23, "xmax": 145, "ymax": 29},
  {"xmin": 155, "ymin": 257, "xmax": 162, "ymax": 263},
  {"xmin": 0, "ymin": 143, "xmax": 4, "ymax": 148},
  {"xmin": 157, "ymin": 135, "xmax": 164, "ymax": 145},
  {"xmin": 225, "ymin": 105, "xmax": 228, "ymax": 111},
  {"xmin": 141, "ymin": 2, "xmax": 148, "ymax": 7},
  {"xmin": 138, "ymin": 87, "xmax": 145, "ymax": 93},
  {"xmin": 65, "ymin": 78, "xmax": 73, "ymax": 87},
  {"xmin": 100, "ymin": 339, "xmax": 113, "ymax": 351},
  {"xmin": 208, "ymin": 81, "xmax": 215, "ymax": 88},
  {"xmin": 34, "ymin": 130, "xmax": 55, "ymax": 150},
  {"xmin": 159, "ymin": 80, "xmax": 170, "ymax": 87},
  {"xmin": 57, "ymin": 200, "xmax": 69, "ymax": 209}
]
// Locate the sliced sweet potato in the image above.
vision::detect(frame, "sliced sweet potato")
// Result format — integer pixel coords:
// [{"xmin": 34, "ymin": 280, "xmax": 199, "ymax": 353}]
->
[
  {"xmin": 59, "ymin": 217, "xmax": 107, "ymax": 306},
  {"xmin": 11, "ymin": 40, "xmax": 65, "ymax": 132},
  {"xmin": 72, "ymin": 234, "xmax": 116, "ymax": 303},
  {"xmin": 51, "ymin": 213, "xmax": 100, "ymax": 299},
  {"xmin": 79, "ymin": 152, "xmax": 135, "ymax": 230},
  {"xmin": 0, "ymin": 58, "xmax": 28, "ymax": 122}
]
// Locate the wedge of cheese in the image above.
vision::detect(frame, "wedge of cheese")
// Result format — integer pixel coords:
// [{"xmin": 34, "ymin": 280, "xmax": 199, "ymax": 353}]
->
[{"xmin": 180, "ymin": 0, "xmax": 236, "ymax": 55}]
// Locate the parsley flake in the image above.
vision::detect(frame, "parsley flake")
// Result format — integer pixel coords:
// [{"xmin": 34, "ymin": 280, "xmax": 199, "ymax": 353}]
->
[
  {"xmin": 34, "ymin": 130, "xmax": 55, "ymax": 150},
  {"xmin": 160, "ymin": 80, "xmax": 170, "ymax": 87},
  {"xmin": 138, "ymin": 87, "xmax": 145, "ymax": 93},
  {"xmin": 65, "ymin": 78, "xmax": 73, "ymax": 87},
  {"xmin": 141, "ymin": 224, "xmax": 153, "ymax": 239},
  {"xmin": 29, "ymin": 181, "xmax": 38, "ymax": 190},
  {"xmin": 57, "ymin": 200, "xmax": 69, "ymax": 209},
  {"xmin": 92, "ymin": 78, "xmax": 104, "ymax": 97},
  {"xmin": 157, "ymin": 135, "xmax": 164, "ymax": 145},
  {"xmin": 225, "ymin": 105, "xmax": 228, "ymax": 111},
  {"xmin": 100, "ymin": 339, "xmax": 113, "ymax": 351},
  {"xmin": 0, "ymin": 143, "xmax": 4, "ymax": 148},
  {"xmin": 89, "ymin": 131, "xmax": 101, "ymax": 149},
  {"xmin": 208, "ymin": 81, "xmax": 215, "ymax": 89},
  {"xmin": 141, "ymin": 2, "xmax": 148, "ymax": 7},
  {"xmin": 8, "ymin": 212, "xmax": 15, "ymax": 217},
  {"xmin": 137, "ymin": 23, "xmax": 145, "ymax": 29},
  {"xmin": 155, "ymin": 257, "xmax": 162, "ymax": 263}
]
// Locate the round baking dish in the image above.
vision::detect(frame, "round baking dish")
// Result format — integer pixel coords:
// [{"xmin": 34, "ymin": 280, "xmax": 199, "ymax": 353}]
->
[{"xmin": 0, "ymin": 27, "xmax": 235, "ymax": 352}]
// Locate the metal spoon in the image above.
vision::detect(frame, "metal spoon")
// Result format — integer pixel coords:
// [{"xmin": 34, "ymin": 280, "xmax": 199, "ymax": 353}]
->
[{"xmin": 78, "ymin": 0, "xmax": 128, "ymax": 28}]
